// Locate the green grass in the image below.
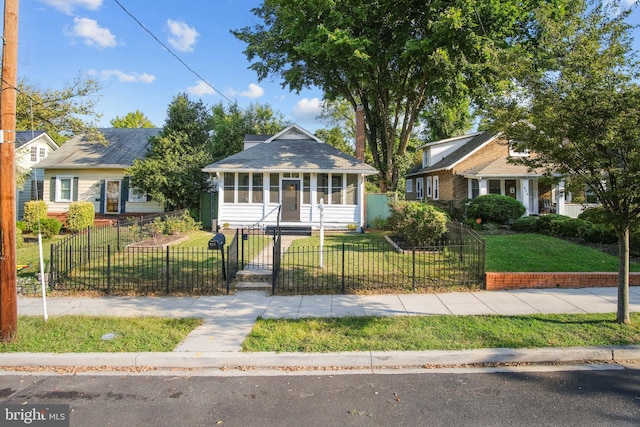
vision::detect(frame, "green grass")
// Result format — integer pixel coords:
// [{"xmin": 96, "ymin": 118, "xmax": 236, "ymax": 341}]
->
[
  {"xmin": 243, "ymin": 313, "xmax": 640, "ymax": 352},
  {"xmin": 484, "ymin": 233, "xmax": 640, "ymax": 272},
  {"xmin": 0, "ymin": 316, "xmax": 201, "ymax": 352}
]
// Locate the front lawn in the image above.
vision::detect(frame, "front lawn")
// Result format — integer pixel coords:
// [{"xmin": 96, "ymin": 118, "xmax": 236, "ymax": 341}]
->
[{"xmin": 484, "ymin": 233, "xmax": 640, "ymax": 272}]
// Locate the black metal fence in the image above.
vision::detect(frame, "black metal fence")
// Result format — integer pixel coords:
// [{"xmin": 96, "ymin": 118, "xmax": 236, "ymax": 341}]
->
[
  {"xmin": 47, "ymin": 210, "xmax": 230, "ymax": 295},
  {"xmin": 272, "ymin": 222, "xmax": 485, "ymax": 294}
]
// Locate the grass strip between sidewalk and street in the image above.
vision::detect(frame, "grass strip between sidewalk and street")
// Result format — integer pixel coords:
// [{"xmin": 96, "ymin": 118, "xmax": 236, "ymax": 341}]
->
[
  {"xmin": 242, "ymin": 313, "xmax": 640, "ymax": 353},
  {"xmin": 0, "ymin": 316, "xmax": 202, "ymax": 353}
]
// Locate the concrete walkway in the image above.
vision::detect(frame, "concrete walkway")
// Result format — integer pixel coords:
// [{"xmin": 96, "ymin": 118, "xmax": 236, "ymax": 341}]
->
[{"xmin": 4, "ymin": 286, "xmax": 640, "ymax": 371}]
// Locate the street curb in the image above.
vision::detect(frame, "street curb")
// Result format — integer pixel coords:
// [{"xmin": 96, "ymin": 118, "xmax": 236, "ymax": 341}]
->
[{"xmin": 2, "ymin": 346, "xmax": 640, "ymax": 370}]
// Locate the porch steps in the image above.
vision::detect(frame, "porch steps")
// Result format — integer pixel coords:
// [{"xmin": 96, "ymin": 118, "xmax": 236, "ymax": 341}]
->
[
  {"xmin": 234, "ymin": 281, "xmax": 271, "ymax": 292},
  {"xmin": 265, "ymin": 225, "xmax": 312, "ymax": 236},
  {"xmin": 234, "ymin": 268, "xmax": 272, "ymax": 292}
]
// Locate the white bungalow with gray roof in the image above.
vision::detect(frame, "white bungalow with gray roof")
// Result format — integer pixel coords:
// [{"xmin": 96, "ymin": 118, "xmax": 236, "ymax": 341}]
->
[
  {"xmin": 202, "ymin": 124, "xmax": 378, "ymax": 230},
  {"xmin": 36, "ymin": 128, "xmax": 165, "ymax": 220}
]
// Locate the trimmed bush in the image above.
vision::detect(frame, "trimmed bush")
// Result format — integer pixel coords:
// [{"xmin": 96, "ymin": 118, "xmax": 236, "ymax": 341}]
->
[
  {"xmin": 555, "ymin": 218, "xmax": 592, "ymax": 239},
  {"xmin": 23, "ymin": 201, "xmax": 48, "ymax": 232},
  {"xmin": 39, "ymin": 218, "xmax": 63, "ymax": 239},
  {"xmin": 67, "ymin": 201, "xmax": 95, "ymax": 232},
  {"xmin": 536, "ymin": 214, "xmax": 569, "ymax": 235},
  {"xmin": 511, "ymin": 216, "xmax": 538, "ymax": 232},
  {"xmin": 16, "ymin": 221, "xmax": 27, "ymax": 233},
  {"xmin": 582, "ymin": 223, "xmax": 617, "ymax": 244},
  {"xmin": 152, "ymin": 211, "xmax": 202, "ymax": 236},
  {"xmin": 578, "ymin": 207, "xmax": 609, "ymax": 224},
  {"xmin": 466, "ymin": 194, "xmax": 526, "ymax": 224},
  {"xmin": 387, "ymin": 201, "xmax": 448, "ymax": 247},
  {"xmin": 16, "ymin": 227, "xmax": 24, "ymax": 249}
]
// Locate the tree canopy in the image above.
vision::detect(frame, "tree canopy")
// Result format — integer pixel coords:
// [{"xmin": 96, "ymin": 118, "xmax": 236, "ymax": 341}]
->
[
  {"xmin": 110, "ymin": 110, "xmax": 155, "ymax": 128},
  {"xmin": 233, "ymin": 0, "xmax": 573, "ymax": 191},
  {"xmin": 484, "ymin": 1, "xmax": 640, "ymax": 323},
  {"xmin": 16, "ymin": 74, "xmax": 104, "ymax": 144},
  {"xmin": 127, "ymin": 95, "xmax": 288, "ymax": 211}
]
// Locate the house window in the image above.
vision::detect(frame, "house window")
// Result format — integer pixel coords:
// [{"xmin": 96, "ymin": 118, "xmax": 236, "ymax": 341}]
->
[
  {"xmin": 433, "ymin": 176, "xmax": 440, "ymax": 200},
  {"xmin": 303, "ymin": 173, "xmax": 311, "ymax": 204},
  {"xmin": 416, "ymin": 177, "xmax": 424, "ymax": 200},
  {"xmin": 31, "ymin": 180, "xmax": 44, "ymax": 200},
  {"xmin": 331, "ymin": 174, "xmax": 343, "ymax": 204},
  {"xmin": 317, "ymin": 173, "xmax": 329, "ymax": 204},
  {"xmin": 224, "ymin": 173, "xmax": 235, "ymax": 203},
  {"xmin": 252, "ymin": 173, "xmax": 263, "ymax": 203},
  {"xmin": 488, "ymin": 179, "xmax": 501, "ymax": 195},
  {"xmin": 426, "ymin": 176, "xmax": 432, "ymax": 198},
  {"xmin": 238, "ymin": 173, "xmax": 250, "ymax": 203},
  {"xmin": 56, "ymin": 176, "xmax": 74, "ymax": 202},
  {"xmin": 129, "ymin": 187, "xmax": 147, "ymax": 202},
  {"xmin": 508, "ymin": 140, "xmax": 530, "ymax": 157},
  {"xmin": 30, "ymin": 147, "xmax": 38, "ymax": 162},
  {"xmin": 39, "ymin": 148, "xmax": 46, "ymax": 159},
  {"xmin": 406, "ymin": 179, "xmax": 413, "ymax": 194},
  {"xmin": 269, "ymin": 173, "xmax": 280, "ymax": 203},
  {"xmin": 471, "ymin": 179, "xmax": 479, "ymax": 199},
  {"xmin": 345, "ymin": 175, "xmax": 358, "ymax": 205}
]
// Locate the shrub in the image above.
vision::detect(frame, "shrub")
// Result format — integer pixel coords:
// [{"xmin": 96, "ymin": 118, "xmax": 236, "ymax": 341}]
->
[
  {"xmin": 511, "ymin": 216, "xmax": 538, "ymax": 233},
  {"xmin": 387, "ymin": 201, "xmax": 448, "ymax": 247},
  {"xmin": 466, "ymin": 195, "xmax": 526, "ymax": 224},
  {"xmin": 39, "ymin": 218, "xmax": 62, "ymax": 239},
  {"xmin": 67, "ymin": 201, "xmax": 95, "ymax": 232},
  {"xmin": 23, "ymin": 201, "xmax": 48, "ymax": 232},
  {"xmin": 152, "ymin": 211, "xmax": 201, "ymax": 236},
  {"xmin": 16, "ymin": 227, "xmax": 24, "ymax": 249},
  {"xmin": 582, "ymin": 223, "xmax": 617, "ymax": 244},
  {"xmin": 16, "ymin": 221, "xmax": 27, "ymax": 233},
  {"xmin": 536, "ymin": 214, "xmax": 570, "ymax": 235},
  {"xmin": 578, "ymin": 207, "xmax": 609, "ymax": 224},
  {"xmin": 555, "ymin": 218, "xmax": 592, "ymax": 239},
  {"xmin": 370, "ymin": 216, "xmax": 389, "ymax": 230}
]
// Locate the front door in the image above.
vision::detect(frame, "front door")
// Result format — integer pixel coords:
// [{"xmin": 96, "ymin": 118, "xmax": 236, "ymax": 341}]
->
[
  {"xmin": 106, "ymin": 180, "xmax": 121, "ymax": 214},
  {"xmin": 281, "ymin": 179, "xmax": 300, "ymax": 222},
  {"xmin": 505, "ymin": 179, "xmax": 517, "ymax": 199}
]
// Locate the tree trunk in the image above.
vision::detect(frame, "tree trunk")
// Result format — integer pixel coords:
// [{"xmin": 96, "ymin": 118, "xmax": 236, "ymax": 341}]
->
[{"xmin": 617, "ymin": 226, "xmax": 630, "ymax": 324}]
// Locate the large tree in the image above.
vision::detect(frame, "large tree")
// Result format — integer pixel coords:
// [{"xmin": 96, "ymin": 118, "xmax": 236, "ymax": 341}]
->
[
  {"xmin": 110, "ymin": 110, "xmax": 155, "ymax": 128},
  {"xmin": 233, "ymin": 0, "xmax": 572, "ymax": 191},
  {"xmin": 16, "ymin": 74, "xmax": 104, "ymax": 144},
  {"xmin": 484, "ymin": 1, "xmax": 640, "ymax": 323},
  {"xmin": 127, "ymin": 94, "xmax": 213, "ymax": 211}
]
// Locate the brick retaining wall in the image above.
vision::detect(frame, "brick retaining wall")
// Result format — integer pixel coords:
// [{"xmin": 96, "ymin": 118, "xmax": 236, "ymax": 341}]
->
[{"xmin": 485, "ymin": 272, "xmax": 640, "ymax": 291}]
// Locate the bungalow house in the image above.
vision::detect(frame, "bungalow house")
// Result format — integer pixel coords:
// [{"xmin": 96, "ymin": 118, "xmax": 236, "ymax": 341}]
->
[
  {"xmin": 405, "ymin": 131, "xmax": 570, "ymax": 217},
  {"xmin": 202, "ymin": 124, "xmax": 378, "ymax": 230},
  {"xmin": 36, "ymin": 128, "xmax": 164, "ymax": 221},
  {"xmin": 14, "ymin": 131, "xmax": 58, "ymax": 219}
]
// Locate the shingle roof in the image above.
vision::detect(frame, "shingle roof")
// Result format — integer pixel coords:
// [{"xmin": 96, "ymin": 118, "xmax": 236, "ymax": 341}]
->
[
  {"xmin": 15, "ymin": 130, "xmax": 46, "ymax": 149},
  {"xmin": 203, "ymin": 138, "xmax": 378, "ymax": 174},
  {"xmin": 35, "ymin": 128, "xmax": 161, "ymax": 169},
  {"xmin": 459, "ymin": 157, "xmax": 543, "ymax": 178},
  {"xmin": 406, "ymin": 131, "xmax": 496, "ymax": 177}
]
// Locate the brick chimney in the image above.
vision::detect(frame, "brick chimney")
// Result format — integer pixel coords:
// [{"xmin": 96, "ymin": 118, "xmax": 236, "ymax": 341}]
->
[{"xmin": 355, "ymin": 105, "xmax": 365, "ymax": 161}]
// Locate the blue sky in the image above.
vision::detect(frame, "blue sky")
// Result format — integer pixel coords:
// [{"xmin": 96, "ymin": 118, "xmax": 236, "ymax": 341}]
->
[{"xmin": 15, "ymin": 0, "xmax": 640, "ymax": 133}]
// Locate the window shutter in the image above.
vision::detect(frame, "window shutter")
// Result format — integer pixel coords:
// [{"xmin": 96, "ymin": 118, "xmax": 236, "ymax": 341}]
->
[
  {"xmin": 50, "ymin": 177, "xmax": 56, "ymax": 202},
  {"xmin": 99, "ymin": 180, "xmax": 106, "ymax": 214},
  {"xmin": 72, "ymin": 177, "xmax": 79, "ymax": 201},
  {"xmin": 121, "ymin": 178, "xmax": 129, "ymax": 213}
]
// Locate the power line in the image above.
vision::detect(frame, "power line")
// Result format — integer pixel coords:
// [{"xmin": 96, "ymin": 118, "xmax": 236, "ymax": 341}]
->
[{"xmin": 111, "ymin": 0, "xmax": 236, "ymax": 105}]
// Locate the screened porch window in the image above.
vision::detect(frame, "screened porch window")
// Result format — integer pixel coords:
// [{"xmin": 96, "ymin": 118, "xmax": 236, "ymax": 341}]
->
[
  {"xmin": 224, "ymin": 173, "xmax": 235, "ymax": 203},
  {"xmin": 317, "ymin": 173, "xmax": 329, "ymax": 204},
  {"xmin": 252, "ymin": 173, "xmax": 263, "ymax": 203},
  {"xmin": 269, "ymin": 173, "xmax": 279, "ymax": 203}
]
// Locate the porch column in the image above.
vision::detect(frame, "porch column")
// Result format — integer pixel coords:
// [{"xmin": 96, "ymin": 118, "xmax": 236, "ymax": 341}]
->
[
  {"xmin": 556, "ymin": 180, "xmax": 566, "ymax": 216},
  {"xmin": 520, "ymin": 179, "xmax": 531, "ymax": 215}
]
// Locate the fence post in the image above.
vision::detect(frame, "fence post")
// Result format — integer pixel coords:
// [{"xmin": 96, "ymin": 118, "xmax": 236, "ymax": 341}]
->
[
  {"xmin": 166, "ymin": 246, "xmax": 170, "ymax": 294},
  {"xmin": 87, "ymin": 227, "xmax": 91, "ymax": 263},
  {"xmin": 140, "ymin": 216, "xmax": 144, "ymax": 241},
  {"xmin": 341, "ymin": 243, "xmax": 345, "ymax": 294},
  {"xmin": 412, "ymin": 249, "xmax": 416, "ymax": 291},
  {"xmin": 241, "ymin": 228, "xmax": 245, "ymax": 270},
  {"xmin": 49, "ymin": 243, "xmax": 55, "ymax": 289},
  {"xmin": 117, "ymin": 222, "xmax": 121, "ymax": 251},
  {"xmin": 107, "ymin": 244, "xmax": 111, "ymax": 294}
]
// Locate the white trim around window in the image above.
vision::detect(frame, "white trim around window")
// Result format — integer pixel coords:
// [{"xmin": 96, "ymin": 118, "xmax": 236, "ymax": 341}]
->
[
  {"xmin": 55, "ymin": 176, "xmax": 74, "ymax": 202},
  {"xmin": 128, "ymin": 187, "xmax": 147, "ymax": 202},
  {"xmin": 433, "ymin": 175, "xmax": 440, "ymax": 200},
  {"xmin": 426, "ymin": 176, "xmax": 432, "ymax": 198}
]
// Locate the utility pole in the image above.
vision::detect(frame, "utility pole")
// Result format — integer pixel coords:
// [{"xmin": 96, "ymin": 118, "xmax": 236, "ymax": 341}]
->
[{"xmin": 0, "ymin": 0, "xmax": 19, "ymax": 342}]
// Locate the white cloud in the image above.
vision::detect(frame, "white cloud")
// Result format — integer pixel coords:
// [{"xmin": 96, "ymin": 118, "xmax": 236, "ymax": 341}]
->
[
  {"xmin": 240, "ymin": 83, "xmax": 264, "ymax": 99},
  {"xmin": 187, "ymin": 80, "xmax": 216, "ymax": 96},
  {"xmin": 39, "ymin": 0, "xmax": 102, "ymax": 15},
  {"xmin": 70, "ymin": 17, "xmax": 116, "ymax": 48},
  {"xmin": 293, "ymin": 98, "xmax": 323, "ymax": 122},
  {"xmin": 167, "ymin": 19, "xmax": 199, "ymax": 52},
  {"xmin": 98, "ymin": 70, "xmax": 155, "ymax": 83}
]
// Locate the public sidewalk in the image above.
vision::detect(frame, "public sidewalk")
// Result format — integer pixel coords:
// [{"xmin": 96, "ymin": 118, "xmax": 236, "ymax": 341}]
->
[{"xmin": 4, "ymin": 287, "xmax": 640, "ymax": 371}]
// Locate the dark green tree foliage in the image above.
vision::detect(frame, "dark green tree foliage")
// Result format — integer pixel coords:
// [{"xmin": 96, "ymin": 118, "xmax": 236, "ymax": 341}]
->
[
  {"xmin": 233, "ymin": 0, "xmax": 571, "ymax": 191},
  {"xmin": 128, "ymin": 94, "xmax": 213, "ymax": 211},
  {"xmin": 484, "ymin": 1, "xmax": 640, "ymax": 323},
  {"xmin": 110, "ymin": 110, "xmax": 155, "ymax": 128}
]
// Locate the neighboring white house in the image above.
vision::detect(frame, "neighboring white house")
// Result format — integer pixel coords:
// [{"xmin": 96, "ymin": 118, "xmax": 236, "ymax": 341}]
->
[
  {"xmin": 35, "ymin": 128, "xmax": 164, "ymax": 219},
  {"xmin": 202, "ymin": 124, "xmax": 378, "ymax": 230},
  {"xmin": 14, "ymin": 131, "xmax": 58, "ymax": 219}
]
